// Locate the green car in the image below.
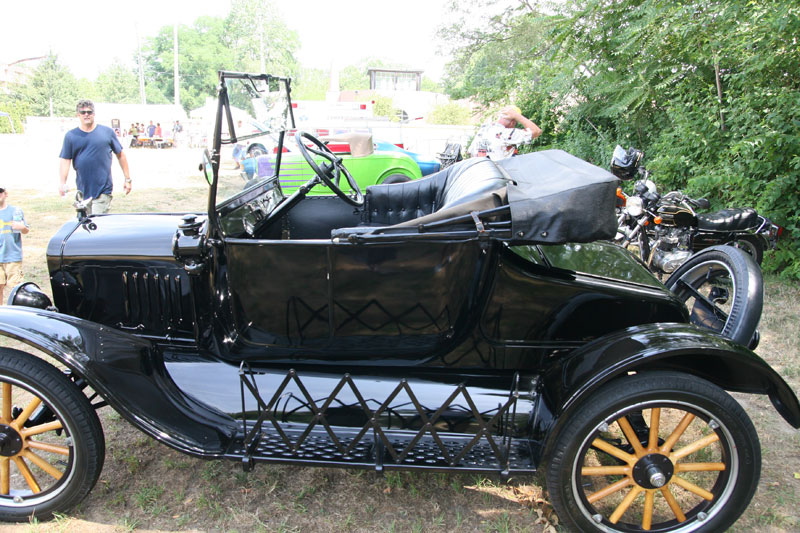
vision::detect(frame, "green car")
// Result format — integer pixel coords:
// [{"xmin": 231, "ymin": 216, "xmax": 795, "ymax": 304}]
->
[{"xmin": 241, "ymin": 132, "xmax": 422, "ymax": 194}]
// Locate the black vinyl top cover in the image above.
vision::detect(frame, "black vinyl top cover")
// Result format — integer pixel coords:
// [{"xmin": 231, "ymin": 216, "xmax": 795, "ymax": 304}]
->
[{"xmin": 497, "ymin": 150, "xmax": 619, "ymax": 244}]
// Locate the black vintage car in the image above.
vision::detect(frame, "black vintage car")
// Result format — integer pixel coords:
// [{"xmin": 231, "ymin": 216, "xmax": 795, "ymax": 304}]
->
[{"xmin": 0, "ymin": 72, "xmax": 797, "ymax": 532}]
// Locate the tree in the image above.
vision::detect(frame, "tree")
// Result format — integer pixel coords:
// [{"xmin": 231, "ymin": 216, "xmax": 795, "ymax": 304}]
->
[
  {"xmin": 17, "ymin": 54, "xmax": 79, "ymax": 116},
  {"xmin": 439, "ymin": 0, "xmax": 800, "ymax": 278},
  {"xmin": 225, "ymin": 0, "xmax": 300, "ymax": 76},
  {"xmin": 372, "ymin": 95, "xmax": 398, "ymax": 121},
  {"xmin": 292, "ymin": 67, "xmax": 329, "ymax": 100},
  {"xmin": 142, "ymin": 17, "xmax": 236, "ymax": 113},
  {"xmin": 95, "ymin": 63, "xmax": 139, "ymax": 104},
  {"xmin": 339, "ymin": 58, "xmax": 388, "ymax": 91},
  {"xmin": 428, "ymin": 102, "xmax": 472, "ymax": 125},
  {"xmin": 0, "ymin": 100, "xmax": 29, "ymax": 133},
  {"xmin": 142, "ymin": 5, "xmax": 300, "ymax": 114}
]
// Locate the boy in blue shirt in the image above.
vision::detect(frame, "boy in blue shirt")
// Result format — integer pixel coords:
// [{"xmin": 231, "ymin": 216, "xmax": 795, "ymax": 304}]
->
[{"xmin": 0, "ymin": 187, "xmax": 30, "ymax": 304}]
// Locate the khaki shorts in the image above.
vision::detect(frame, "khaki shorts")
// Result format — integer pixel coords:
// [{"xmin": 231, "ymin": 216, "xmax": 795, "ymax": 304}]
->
[
  {"xmin": 0, "ymin": 262, "xmax": 23, "ymax": 286},
  {"xmin": 90, "ymin": 194, "xmax": 113, "ymax": 214}
]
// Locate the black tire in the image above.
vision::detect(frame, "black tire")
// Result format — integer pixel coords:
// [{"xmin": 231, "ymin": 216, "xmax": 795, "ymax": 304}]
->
[
  {"xmin": 381, "ymin": 173, "xmax": 412, "ymax": 185},
  {"xmin": 545, "ymin": 371, "xmax": 760, "ymax": 533},
  {"xmin": 246, "ymin": 143, "xmax": 268, "ymax": 158},
  {"xmin": 638, "ymin": 229, "xmax": 652, "ymax": 267},
  {"xmin": 0, "ymin": 349, "xmax": 105, "ymax": 521},
  {"xmin": 727, "ymin": 234, "xmax": 764, "ymax": 265},
  {"xmin": 665, "ymin": 245, "xmax": 763, "ymax": 346}
]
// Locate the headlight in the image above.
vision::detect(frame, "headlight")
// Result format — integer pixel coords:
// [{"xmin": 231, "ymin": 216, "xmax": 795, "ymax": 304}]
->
[
  {"xmin": 625, "ymin": 196, "xmax": 644, "ymax": 217},
  {"xmin": 7, "ymin": 282, "xmax": 55, "ymax": 310}
]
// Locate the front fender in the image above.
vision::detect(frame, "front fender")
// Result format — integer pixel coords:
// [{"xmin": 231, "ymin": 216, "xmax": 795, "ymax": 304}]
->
[
  {"xmin": 538, "ymin": 323, "xmax": 800, "ymax": 447},
  {"xmin": 0, "ymin": 307, "xmax": 237, "ymax": 457}
]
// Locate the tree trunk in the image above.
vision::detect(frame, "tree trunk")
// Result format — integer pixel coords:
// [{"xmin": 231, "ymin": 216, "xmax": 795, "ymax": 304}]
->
[{"xmin": 714, "ymin": 58, "xmax": 726, "ymax": 131}]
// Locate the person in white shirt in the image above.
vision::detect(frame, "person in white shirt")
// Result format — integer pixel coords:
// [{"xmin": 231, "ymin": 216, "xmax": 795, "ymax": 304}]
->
[{"xmin": 468, "ymin": 105, "xmax": 542, "ymax": 160}]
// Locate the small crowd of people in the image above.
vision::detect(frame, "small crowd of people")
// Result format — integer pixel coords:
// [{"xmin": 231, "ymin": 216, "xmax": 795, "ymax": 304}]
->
[{"xmin": 127, "ymin": 120, "xmax": 183, "ymax": 148}]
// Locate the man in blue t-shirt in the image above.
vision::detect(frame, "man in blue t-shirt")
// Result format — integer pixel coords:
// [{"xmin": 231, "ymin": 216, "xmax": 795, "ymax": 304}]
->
[
  {"xmin": 0, "ymin": 187, "xmax": 30, "ymax": 304},
  {"xmin": 59, "ymin": 99, "xmax": 132, "ymax": 214}
]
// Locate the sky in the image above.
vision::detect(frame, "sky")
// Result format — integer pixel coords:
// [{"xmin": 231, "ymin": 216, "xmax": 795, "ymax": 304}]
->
[{"xmin": 2, "ymin": 0, "xmax": 452, "ymax": 81}]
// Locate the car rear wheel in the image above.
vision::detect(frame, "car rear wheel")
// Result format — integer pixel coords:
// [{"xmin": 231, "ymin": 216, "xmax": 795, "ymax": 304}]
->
[
  {"xmin": 665, "ymin": 245, "xmax": 762, "ymax": 346},
  {"xmin": 546, "ymin": 371, "xmax": 760, "ymax": 532},
  {"xmin": 0, "ymin": 349, "xmax": 105, "ymax": 521}
]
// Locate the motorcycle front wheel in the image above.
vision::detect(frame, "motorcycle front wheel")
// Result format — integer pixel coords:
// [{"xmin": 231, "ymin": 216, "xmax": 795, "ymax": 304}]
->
[{"xmin": 665, "ymin": 245, "xmax": 763, "ymax": 346}]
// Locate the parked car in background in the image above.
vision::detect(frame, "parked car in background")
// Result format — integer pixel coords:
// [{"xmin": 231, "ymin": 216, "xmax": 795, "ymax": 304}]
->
[
  {"xmin": 241, "ymin": 132, "xmax": 423, "ymax": 193},
  {"xmin": 374, "ymin": 140, "xmax": 441, "ymax": 176}
]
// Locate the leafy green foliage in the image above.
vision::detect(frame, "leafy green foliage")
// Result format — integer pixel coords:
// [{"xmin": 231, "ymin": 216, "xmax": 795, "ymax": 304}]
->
[
  {"xmin": 0, "ymin": 100, "xmax": 28, "ymax": 133},
  {"xmin": 142, "ymin": 17, "xmax": 236, "ymax": 113},
  {"xmin": 428, "ymin": 102, "xmax": 472, "ymax": 125},
  {"xmin": 225, "ymin": 0, "xmax": 300, "ymax": 76},
  {"xmin": 440, "ymin": 0, "xmax": 800, "ymax": 277},
  {"xmin": 95, "ymin": 63, "xmax": 140, "ymax": 104},
  {"xmin": 15, "ymin": 54, "xmax": 80, "ymax": 117},
  {"xmin": 141, "ymin": 1, "xmax": 299, "ymax": 113},
  {"xmin": 292, "ymin": 67, "xmax": 329, "ymax": 100},
  {"xmin": 372, "ymin": 95, "xmax": 398, "ymax": 120}
]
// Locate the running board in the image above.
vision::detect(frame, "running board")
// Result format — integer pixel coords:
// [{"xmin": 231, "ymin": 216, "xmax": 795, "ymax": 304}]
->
[{"xmin": 233, "ymin": 365, "xmax": 539, "ymax": 475}]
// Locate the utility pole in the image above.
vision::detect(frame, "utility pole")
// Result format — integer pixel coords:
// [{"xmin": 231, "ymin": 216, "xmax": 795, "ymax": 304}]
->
[
  {"xmin": 136, "ymin": 24, "xmax": 146, "ymax": 105},
  {"xmin": 173, "ymin": 23, "xmax": 180, "ymax": 108}
]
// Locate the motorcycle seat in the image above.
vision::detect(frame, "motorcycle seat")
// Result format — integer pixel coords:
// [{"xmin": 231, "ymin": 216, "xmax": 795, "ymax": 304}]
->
[{"xmin": 696, "ymin": 208, "xmax": 759, "ymax": 232}]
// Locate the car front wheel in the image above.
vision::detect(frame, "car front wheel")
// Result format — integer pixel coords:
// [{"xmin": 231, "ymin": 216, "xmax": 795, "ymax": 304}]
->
[
  {"xmin": 0, "ymin": 349, "xmax": 105, "ymax": 521},
  {"xmin": 545, "ymin": 371, "xmax": 760, "ymax": 532}
]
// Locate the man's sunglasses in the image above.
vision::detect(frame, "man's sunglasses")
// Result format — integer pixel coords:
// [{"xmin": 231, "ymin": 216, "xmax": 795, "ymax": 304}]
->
[{"xmin": 78, "ymin": 110, "xmax": 94, "ymax": 115}]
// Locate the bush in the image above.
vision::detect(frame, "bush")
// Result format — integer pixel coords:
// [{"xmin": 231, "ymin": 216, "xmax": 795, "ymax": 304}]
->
[{"xmin": 428, "ymin": 102, "xmax": 472, "ymax": 125}]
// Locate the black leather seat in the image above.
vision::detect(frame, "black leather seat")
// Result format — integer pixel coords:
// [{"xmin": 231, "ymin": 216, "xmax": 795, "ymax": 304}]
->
[
  {"xmin": 365, "ymin": 158, "xmax": 510, "ymax": 224},
  {"xmin": 697, "ymin": 208, "xmax": 759, "ymax": 232},
  {"xmin": 331, "ymin": 158, "xmax": 511, "ymax": 238}
]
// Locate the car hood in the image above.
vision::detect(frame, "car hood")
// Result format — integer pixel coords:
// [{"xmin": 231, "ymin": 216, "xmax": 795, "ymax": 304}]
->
[{"xmin": 47, "ymin": 213, "xmax": 195, "ymax": 261}]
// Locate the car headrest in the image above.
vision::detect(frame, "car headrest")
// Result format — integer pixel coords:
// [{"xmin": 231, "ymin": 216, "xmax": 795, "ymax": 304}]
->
[{"xmin": 320, "ymin": 132, "xmax": 374, "ymax": 157}]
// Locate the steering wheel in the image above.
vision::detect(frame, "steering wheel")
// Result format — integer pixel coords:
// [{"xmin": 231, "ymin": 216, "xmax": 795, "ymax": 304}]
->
[{"xmin": 294, "ymin": 131, "xmax": 364, "ymax": 207}]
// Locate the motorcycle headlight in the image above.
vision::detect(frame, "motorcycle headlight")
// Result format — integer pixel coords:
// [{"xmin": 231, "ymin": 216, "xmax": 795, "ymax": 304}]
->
[{"xmin": 625, "ymin": 196, "xmax": 644, "ymax": 217}]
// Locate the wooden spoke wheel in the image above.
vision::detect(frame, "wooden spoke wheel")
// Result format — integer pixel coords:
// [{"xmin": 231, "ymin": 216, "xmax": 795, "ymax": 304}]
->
[
  {"xmin": 546, "ymin": 371, "xmax": 760, "ymax": 532},
  {"xmin": 0, "ymin": 349, "xmax": 104, "ymax": 522}
]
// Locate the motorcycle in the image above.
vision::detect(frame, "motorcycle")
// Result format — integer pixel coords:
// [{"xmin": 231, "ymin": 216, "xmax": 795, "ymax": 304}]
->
[
  {"xmin": 610, "ymin": 146, "xmax": 782, "ymax": 346},
  {"xmin": 437, "ymin": 141, "xmax": 463, "ymax": 169},
  {"xmin": 612, "ymin": 146, "xmax": 781, "ymax": 270}
]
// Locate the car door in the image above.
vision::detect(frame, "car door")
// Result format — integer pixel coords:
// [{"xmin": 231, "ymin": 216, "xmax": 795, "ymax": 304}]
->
[{"xmin": 222, "ymin": 237, "xmax": 487, "ymax": 361}]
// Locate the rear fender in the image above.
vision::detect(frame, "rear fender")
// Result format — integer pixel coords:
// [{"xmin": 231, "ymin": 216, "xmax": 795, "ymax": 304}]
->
[
  {"xmin": 0, "ymin": 307, "xmax": 237, "ymax": 457},
  {"xmin": 538, "ymin": 322, "xmax": 800, "ymax": 456}
]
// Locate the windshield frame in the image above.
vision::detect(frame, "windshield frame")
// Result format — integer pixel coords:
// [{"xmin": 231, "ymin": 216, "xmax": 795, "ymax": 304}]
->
[{"xmin": 207, "ymin": 71, "xmax": 295, "ymax": 234}]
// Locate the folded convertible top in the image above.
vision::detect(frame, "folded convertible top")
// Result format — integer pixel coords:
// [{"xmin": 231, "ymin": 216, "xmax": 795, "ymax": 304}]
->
[{"xmin": 498, "ymin": 150, "xmax": 619, "ymax": 244}]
